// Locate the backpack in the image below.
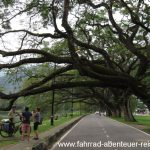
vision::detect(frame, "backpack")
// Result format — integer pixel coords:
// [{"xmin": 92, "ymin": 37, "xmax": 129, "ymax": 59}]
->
[{"xmin": 3, "ymin": 123, "xmax": 9, "ymax": 132}]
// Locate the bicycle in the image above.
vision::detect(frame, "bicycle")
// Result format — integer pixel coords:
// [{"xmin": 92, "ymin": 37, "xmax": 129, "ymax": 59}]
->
[
  {"xmin": 0, "ymin": 119, "xmax": 22, "ymax": 138},
  {"xmin": 0, "ymin": 118, "xmax": 32, "ymax": 138}
]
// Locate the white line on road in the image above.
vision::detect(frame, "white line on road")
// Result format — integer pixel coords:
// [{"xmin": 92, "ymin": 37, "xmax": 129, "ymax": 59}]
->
[
  {"xmin": 102, "ymin": 128, "xmax": 110, "ymax": 138},
  {"xmin": 51, "ymin": 118, "xmax": 83, "ymax": 150}
]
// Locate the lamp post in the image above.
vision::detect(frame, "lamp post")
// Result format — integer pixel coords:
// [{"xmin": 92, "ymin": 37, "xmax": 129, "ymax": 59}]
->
[{"xmin": 51, "ymin": 63, "xmax": 56, "ymax": 126}]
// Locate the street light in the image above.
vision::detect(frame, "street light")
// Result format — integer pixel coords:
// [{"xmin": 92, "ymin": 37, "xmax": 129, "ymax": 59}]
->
[{"xmin": 51, "ymin": 63, "xmax": 56, "ymax": 126}]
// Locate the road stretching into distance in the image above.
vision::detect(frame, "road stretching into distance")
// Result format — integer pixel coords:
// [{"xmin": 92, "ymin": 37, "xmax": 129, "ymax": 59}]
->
[{"xmin": 51, "ymin": 114, "xmax": 150, "ymax": 150}]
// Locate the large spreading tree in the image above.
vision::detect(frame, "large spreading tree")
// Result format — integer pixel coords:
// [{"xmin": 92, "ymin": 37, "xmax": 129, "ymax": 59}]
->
[{"xmin": 0, "ymin": 0, "xmax": 150, "ymax": 115}]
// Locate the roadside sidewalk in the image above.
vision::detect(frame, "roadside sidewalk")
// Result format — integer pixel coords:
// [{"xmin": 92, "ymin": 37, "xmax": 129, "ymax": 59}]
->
[{"xmin": 0, "ymin": 117, "xmax": 83, "ymax": 150}]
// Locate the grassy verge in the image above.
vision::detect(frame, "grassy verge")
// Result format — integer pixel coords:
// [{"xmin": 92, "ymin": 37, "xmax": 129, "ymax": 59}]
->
[
  {"xmin": 0, "ymin": 141, "xmax": 17, "ymax": 148},
  {"xmin": 38, "ymin": 114, "xmax": 81, "ymax": 133},
  {"xmin": 0, "ymin": 113, "xmax": 83, "ymax": 147},
  {"xmin": 111, "ymin": 115, "xmax": 150, "ymax": 134}
]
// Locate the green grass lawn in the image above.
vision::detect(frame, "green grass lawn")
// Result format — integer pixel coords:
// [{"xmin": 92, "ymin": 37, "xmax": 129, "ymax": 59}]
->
[
  {"xmin": 0, "ymin": 140, "xmax": 17, "ymax": 148},
  {"xmin": 0, "ymin": 113, "xmax": 82, "ymax": 148},
  {"xmin": 111, "ymin": 115, "xmax": 150, "ymax": 133},
  {"xmin": 134, "ymin": 115, "xmax": 150, "ymax": 126},
  {"xmin": 111, "ymin": 115, "xmax": 150, "ymax": 126},
  {"xmin": 38, "ymin": 114, "xmax": 80, "ymax": 133}
]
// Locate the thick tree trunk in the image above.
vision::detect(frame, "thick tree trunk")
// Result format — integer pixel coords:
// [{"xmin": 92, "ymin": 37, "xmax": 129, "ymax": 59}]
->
[
  {"xmin": 117, "ymin": 107, "xmax": 122, "ymax": 118},
  {"xmin": 106, "ymin": 108, "xmax": 112, "ymax": 117},
  {"xmin": 123, "ymin": 99, "xmax": 136, "ymax": 122},
  {"xmin": 111, "ymin": 109, "xmax": 118, "ymax": 117},
  {"xmin": 104, "ymin": 104, "xmax": 121, "ymax": 118},
  {"xmin": 106, "ymin": 107, "xmax": 118, "ymax": 117}
]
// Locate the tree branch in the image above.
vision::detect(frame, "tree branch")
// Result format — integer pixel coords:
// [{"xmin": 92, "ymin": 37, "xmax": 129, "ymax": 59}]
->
[{"xmin": 0, "ymin": 29, "xmax": 63, "ymax": 39}]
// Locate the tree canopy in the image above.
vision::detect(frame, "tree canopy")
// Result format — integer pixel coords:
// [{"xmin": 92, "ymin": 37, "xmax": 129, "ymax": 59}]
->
[{"xmin": 0, "ymin": 0, "xmax": 150, "ymax": 111}]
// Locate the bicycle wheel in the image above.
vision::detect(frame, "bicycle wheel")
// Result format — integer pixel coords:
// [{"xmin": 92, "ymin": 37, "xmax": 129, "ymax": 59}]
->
[{"xmin": 0, "ymin": 124, "xmax": 10, "ymax": 138}]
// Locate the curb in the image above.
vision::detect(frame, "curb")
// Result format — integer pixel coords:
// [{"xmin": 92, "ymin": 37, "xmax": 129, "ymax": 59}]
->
[{"xmin": 32, "ymin": 116, "xmax": 84, "ymax": 150}]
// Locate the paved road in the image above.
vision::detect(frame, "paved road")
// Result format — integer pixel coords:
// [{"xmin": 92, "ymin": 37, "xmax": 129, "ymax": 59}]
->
[{"xmin": 51, "ymin": 114, "xmax": 150, "ymax": 150}]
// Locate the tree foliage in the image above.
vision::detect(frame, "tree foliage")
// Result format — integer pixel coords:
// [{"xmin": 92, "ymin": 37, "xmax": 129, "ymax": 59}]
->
[{"xmin": 0, "ymin": 0, "xmax": 150, "ymax": 111}]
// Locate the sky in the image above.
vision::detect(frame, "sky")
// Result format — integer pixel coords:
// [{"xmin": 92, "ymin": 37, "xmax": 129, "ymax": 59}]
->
[{"xmin": 0, "ymin": 0, "xmax": 149, "ymax": 64}]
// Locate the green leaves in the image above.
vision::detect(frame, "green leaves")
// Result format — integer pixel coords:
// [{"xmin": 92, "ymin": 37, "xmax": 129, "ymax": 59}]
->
[
  {"xmin": 2, "ymin": 20, "xmax": 11, "ymax": 29},
  {"xmin": 1, "ymin": 0, "xmax": 15, "ymax": 7},
  {"xmin": 38, "ymin": 3, "xmax": 50, "ymax": 27}
]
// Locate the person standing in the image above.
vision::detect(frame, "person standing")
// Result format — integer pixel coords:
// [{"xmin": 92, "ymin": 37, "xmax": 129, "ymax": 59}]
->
[
  {"xmin": 33, "ymin": 107, "xmax": 41, "ymax": 140},
  {"xmin": 21, "ymin": 107, "xmax": 32, "ymax": 141},
  {"xmin": 8, "ymin": 105, "xmax": 16, "ymax": 123}
]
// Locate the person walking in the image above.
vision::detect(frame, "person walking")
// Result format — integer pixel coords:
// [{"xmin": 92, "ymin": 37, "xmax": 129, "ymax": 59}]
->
[
  {"xmin": 21, "ymin": 107, "xmax": 32, "ymax": 141},
  {"xmin": 33, "ymin": 107, "xmax": 41, "ymax": 140}
]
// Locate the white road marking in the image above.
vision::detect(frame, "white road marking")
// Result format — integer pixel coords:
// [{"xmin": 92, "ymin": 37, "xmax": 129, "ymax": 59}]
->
[
  {"xmin": 102, "ymin": 128, "xmax": 110, "ymax": 138},
  {"xmin": 51, "ymin": 118, "xmax": 83, "ymax": 150}
]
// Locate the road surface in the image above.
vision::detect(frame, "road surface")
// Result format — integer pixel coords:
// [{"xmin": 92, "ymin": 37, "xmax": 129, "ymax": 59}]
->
[{"xmin": 51, "ymin": 114, "xmax": 150, "ymax": 150}]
